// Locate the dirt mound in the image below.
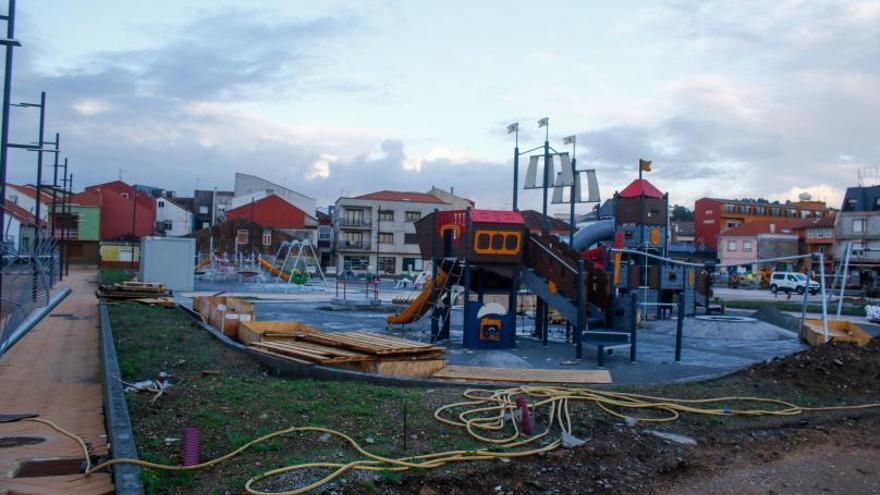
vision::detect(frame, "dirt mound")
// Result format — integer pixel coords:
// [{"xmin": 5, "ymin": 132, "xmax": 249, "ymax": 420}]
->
[{"xmin": 740, "ymin": 337, "xmax": 880, "ymax": 396}]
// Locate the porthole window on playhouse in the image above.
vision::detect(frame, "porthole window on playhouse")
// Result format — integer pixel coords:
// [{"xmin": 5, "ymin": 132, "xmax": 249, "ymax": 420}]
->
[
  {"xmin": 477, "ymin": 233, "xmax": 491, "ymax": 250},
  {"xmin": 505, "ymin": 234, "xmax": 518, "ymax": 251},
  {"xmin": 491, "ymin": 234, "xmax": 504, "ymax": 250},
  {"xmin": 473, "ymin": 230, "xmax": 520, "ymax": 255}
]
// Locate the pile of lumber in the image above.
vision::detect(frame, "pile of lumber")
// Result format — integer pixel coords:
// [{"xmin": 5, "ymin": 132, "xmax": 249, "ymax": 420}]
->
[
  {"xmin": 245, "ymin": 324, "xmax": 445, "ymax": 378},
  {"xmin": 97, "ymin": 281, "xmax": 170, "ymax": 300}
]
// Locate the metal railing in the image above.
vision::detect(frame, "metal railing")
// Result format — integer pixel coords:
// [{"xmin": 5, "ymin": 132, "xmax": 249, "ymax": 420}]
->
[
  {"xmin": 337, "ymin": 239, "xmax": 372, "ymax": 250},
  {"xmin": 337, "ymin": 217, "xmax": 372, "ymax": 228},
  {"xmin": 0, "ymin": 229, "xmax": 61, "ymax": 357}
]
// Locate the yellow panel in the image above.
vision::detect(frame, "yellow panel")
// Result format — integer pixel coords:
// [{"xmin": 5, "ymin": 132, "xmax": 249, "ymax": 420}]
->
[{"xmin": 473, "ymin": 229, "xmax": 521, "ymax": 255}]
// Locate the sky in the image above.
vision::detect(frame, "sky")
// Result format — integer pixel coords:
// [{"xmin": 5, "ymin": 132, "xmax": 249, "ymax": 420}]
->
[{"xmin": 5, "ymin": 0, "xmax": 879, "ymax": 215}]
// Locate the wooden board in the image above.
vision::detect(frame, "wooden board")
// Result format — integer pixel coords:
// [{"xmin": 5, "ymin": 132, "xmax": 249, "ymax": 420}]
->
[
  {"xmin": 238, "ymin": 320, "xmax": 321, "ymax": 346},
  {"xmin": 803, "ymin": 319, "xmax": 872, "ymax": 346},
  {"xmin": 374, "ymin": 358, "xmax": 447, "ymax": 378},
  {"xmin": 432, "ymin": 365, "xmax": 612, "ymax": 384},
  {"xmin": 251, "ymin": 341, "xmax": 375, "ymax": 365},
  {"xmin": 293, "ymin": 331, "xmax": 444, "ymax": 356}
]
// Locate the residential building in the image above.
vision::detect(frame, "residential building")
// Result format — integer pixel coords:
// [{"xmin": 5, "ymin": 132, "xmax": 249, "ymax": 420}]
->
[
  {"xmin": 426, "ymin": 186, "xmax": 474, "ymax": 210},
  {"xmin": 834, "ymin": 185, "xmax": 880, "ymax": 290},
  {"xmin": 695, "ymin": 195, "xmax": 830, "ymax": 250},
  {"xmin": 155, "ymin": 196, "xmax": 193, "ymax": 237},
  {"xmin": 73, "ymin": 181, "xmax": 156, "ymax": 240},
  {"xmin": 316, "ymin": 208, "xmax": 335, "ymax": 268},
  {"xmin": 717, "ymin": 221, "xmax": 798, "ymax": 273},
  {"xmin": 7, "ymin": 184, "xmax": 50, "ymax": 224},
  {"xmin": 224, "ymin": 194, "xmax": 317, "ymax": 243},
  {"xmin": 51, "ymin": 200, "xmax": 100, "ymax": 264},
  {"xmin": 189, "ymin": 217, "xmax": 296, "ymax": 256},
  {"xmin": 233, "ymin": 173, "xmax": 316, "ymax": 216},
  {"xmin": 671, "ymin": 220, "xmax": 695, "ymax": 245},
  {"xmin": 2, "ymin": 199, "xmax": 41, "ymax": 252},
  {"xmin": 193, "ymin": 189, "xmax": 234, "ymax": 231},
  {"xmin": 792, "ymin": 213, "xmax": 836, "ymax": 274},
  {"xmin": 334, "ymin": 190, "xmax": 461, "ymax": 275}
]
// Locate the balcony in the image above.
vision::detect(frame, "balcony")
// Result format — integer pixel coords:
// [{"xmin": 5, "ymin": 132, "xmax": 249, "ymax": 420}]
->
[
  {"xmin": 337, "ymin": 217, "xmax": 372, "ymax": 229},
  {"xmin": 337, "ymin": 239, "xmax": 372, "ymax": 251}
]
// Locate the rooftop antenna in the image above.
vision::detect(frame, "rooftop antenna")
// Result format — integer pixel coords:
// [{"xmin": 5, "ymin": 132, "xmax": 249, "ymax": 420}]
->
[{"xmin": 858, "ymin": 166, "xmax": 880, "ymax": 187}]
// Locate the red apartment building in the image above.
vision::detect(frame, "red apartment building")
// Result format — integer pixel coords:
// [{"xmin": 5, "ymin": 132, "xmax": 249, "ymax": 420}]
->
[
  {"xmin": 695, "ymin": 197, "xmax": 830, "ymax": 251},
  {"xmin": 73, "ymin": 181, "xmax": 157, "ymax": 240}
]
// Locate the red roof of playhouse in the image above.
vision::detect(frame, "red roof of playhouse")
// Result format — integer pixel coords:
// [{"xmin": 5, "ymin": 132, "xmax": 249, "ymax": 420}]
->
[
  {"xmin": 619, "ymin": 179, "xmax": 664, "ymax": 199},
  {"xmin": 354, "ymin": 190, "xmax": 447, "ymax": 204},
  {"xmin": 470, "ymin": 210, "xmax": 525, "ymax": 224}
]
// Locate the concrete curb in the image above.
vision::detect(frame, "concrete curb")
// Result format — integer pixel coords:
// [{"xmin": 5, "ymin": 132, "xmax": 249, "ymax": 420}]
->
[{"xmin": 99, "ymin": 303, "xmax": 145, "ymax": 495}]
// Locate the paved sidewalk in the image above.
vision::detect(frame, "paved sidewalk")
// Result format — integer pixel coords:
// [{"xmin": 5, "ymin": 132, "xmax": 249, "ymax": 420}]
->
[{"xmin": 0, "ymin": 267, "xmax": 114, "ymax": 494}]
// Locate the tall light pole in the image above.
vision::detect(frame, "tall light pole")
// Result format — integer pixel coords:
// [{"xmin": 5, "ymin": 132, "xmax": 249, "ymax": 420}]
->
[
  {"xmin": 0, "ymin": 0, "xmax": 21, "ymax": 260},
  {"xmin": 508, "ymin": 122, "xmax": 519, "ymax": 211},
  {"xmin": 563, "ymin": 135, "xmax": 577, "ymax": 243},
  {"xmin": 538, "ymin": 117, "xmax": 550, "ymax": 235}
]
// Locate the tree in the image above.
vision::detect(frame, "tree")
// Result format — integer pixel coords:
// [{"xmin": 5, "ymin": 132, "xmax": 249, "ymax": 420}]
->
[{"xmin": 671, "ymin": 205, "xmax": 694, "ymax": 221}]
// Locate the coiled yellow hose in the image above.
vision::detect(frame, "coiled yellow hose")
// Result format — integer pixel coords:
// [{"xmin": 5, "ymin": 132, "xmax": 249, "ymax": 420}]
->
[{"xmin": 81, "ymin": 385, "xmax": 880, "ymax": 494}]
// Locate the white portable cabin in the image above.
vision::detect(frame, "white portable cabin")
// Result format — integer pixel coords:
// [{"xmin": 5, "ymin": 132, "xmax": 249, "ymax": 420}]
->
[{"xmin": 139, "ymin": 236, "xmax": 196, "ymax": 291}]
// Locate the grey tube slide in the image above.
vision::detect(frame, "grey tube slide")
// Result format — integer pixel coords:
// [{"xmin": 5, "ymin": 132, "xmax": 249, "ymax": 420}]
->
[{"xmin": 571, "ymin": 219, "xmax": 615, "ymax": 251}]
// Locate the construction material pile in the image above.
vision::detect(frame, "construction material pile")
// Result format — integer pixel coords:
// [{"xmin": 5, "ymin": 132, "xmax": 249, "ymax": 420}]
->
[
  {"xmin": 241, "ymin": 321, "xmax": 446, "ymax": 378},
  {"xmin": 97, "ymin": 281, "xmax": 171, "ymax": 302},
  {"xmin": 741, "ymin": 337, "xmax": 880, "ymax": 396}
]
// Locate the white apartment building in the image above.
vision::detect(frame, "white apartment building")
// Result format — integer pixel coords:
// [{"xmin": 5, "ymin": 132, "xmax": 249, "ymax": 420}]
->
[
  {"xmin": 233, "ymin": 173, "xmax": 316, "ymax": 216},
  {"xmin": 155, "ymin": 197, "xmax": 192, "ymax": 237},
  {"xmin": 334, "ymin": 190, "xmax": 469, "ymax": 275}
]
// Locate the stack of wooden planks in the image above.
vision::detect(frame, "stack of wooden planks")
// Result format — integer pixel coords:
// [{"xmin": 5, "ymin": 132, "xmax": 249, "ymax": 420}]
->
[
  {"xmin": 97, "ymin": 281, "xmax": 170, "ymax": 300},
  {"xmin": 245, "ymin": 325, "xmax": 446, "ymax": 378}
]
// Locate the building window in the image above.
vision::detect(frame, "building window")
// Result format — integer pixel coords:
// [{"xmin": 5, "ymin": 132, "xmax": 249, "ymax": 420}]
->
[
  {"xmin": 319, "ymin": 228, "xmax": 331, "ymax": 241},
  {"xmin": 262, "ymin": 230, "xmax": 272, "ymax": 246},
  {"xmin": 727, "ymin": 240, "xmax": 737, "ymax": 252},
  {"xmin": 405, "ymin": 211, "xmax": 421, "ymax": 222},
  {"xmin": 743, "ymin": 240, "xmax": 752, "ymax": 252},
  {"xmin": 201, "ymin": 222, "xmax": 210, "ymax": 229},
  {"xmin": 158, "ymin": 200, "xmax": 165, "ymax": 208},
  {"xmin": 344, "ymin": 256, "xmax": 369, "ymax": 271},
  {"xmin": 378, "ymin": 256, "xmax": 396, "ymax": 274},
  {"xmin": 404, "ymin": 233, "xmax": 419, "ymax": 244},
  {"xmin": 755, "ymin": 206, "xmax": 766, "ymax": 215},
  {"xmin": 120, "ymin": 192, "xmax": 129, "ymax": 199},
  {"xmin": 738, "ymin": 205, "xmax": 749, "ymax": 214},
  {"xmin": 402, "ymin": 257, "xmax": 424, "ymax": 272},
  {"xmin": 378, "ymin": 210, "xmax": 394, "ymax": 222},
  {"xmin": 236, "ymin": 229, "xmax": 249, "ymax": 245},
  {"xmin": 378, "ymin": 232, "xmax": 394, "ymax": 244},
  {"xmin": 771, "ymin": 207, "xmax": 780, "ymax": 216},
  {"xmin": 199, "ymin": 206, "xmax": 209, "ymax": 214},
  {"xmin": 724, "ymin": 205, "xmax": 735, "ymax": 214},
  {"xmin": 844, "ymin": 199, "xmax": 857, "ymax": 211},
  {"xmin": 853, "ymin": 218, "xmax": 867, "ymax": 233},
  {"xmin": 343, "ymin": 208, "xmax": 367, "ymax": 226}
]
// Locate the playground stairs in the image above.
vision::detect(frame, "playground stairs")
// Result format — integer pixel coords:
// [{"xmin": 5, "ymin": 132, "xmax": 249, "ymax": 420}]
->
[{"xmin": 522, "ymin": 235, "xmax": 632, "ymax": 362}]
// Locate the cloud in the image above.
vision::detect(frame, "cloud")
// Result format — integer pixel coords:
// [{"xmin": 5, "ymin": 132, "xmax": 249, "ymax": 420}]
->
[{"xmin": 72, "ymin": 98, "xmax": 112, "ymax": 116}]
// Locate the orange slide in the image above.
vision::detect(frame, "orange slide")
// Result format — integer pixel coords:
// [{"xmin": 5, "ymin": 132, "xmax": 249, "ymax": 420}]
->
[{"xmin": 387, "ymin": 269, "xmax": 449, "ymax": 324}]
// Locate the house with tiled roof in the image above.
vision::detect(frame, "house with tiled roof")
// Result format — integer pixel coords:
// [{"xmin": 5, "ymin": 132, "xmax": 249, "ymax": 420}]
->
[
  {"xmin": 333, "ymin": 188, "xmax": 467, "ymax": 275},
  {"xmin": 717, "ymin": 220, "xmax": 799, "ymax": 273}
]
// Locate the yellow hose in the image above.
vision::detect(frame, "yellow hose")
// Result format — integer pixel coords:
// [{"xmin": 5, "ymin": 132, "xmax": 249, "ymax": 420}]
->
[{"xmin": 80, "ymin": 385, "xmax": 880, "ymax": 494}]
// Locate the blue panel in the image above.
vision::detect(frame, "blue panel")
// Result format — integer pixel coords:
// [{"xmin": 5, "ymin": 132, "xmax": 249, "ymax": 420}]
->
[{"xmin": 463, "ymin": 300, "xmax": 516, "ymax": 349}]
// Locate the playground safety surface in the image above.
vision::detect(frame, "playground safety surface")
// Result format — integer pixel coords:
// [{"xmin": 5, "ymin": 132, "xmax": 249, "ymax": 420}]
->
[{"xmin": 239, "ymin": 294, "xmax": 809, "ymax": 386}]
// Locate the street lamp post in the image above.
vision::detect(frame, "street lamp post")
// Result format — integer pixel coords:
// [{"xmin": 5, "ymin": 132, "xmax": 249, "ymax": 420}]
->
[{"xmin": 538, "ymin": 117, "xmax": 550, "ymax": 235}]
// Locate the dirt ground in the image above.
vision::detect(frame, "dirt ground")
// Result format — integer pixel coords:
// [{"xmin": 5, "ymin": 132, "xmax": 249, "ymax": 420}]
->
[{"xmin": 109, "ymin": 304, "xmax": 880, "ymax": 495}]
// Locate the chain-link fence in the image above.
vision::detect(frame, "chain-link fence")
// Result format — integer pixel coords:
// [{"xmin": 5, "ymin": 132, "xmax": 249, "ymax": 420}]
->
[{"xmin": 0, "ymin": 225, "xmax": 61, "ymax": 353}]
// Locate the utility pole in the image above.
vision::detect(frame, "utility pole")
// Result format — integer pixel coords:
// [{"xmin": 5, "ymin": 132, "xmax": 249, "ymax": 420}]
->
[{"xmin": 539, "ymin": 117, "xmax": 550, "ymax": 235}]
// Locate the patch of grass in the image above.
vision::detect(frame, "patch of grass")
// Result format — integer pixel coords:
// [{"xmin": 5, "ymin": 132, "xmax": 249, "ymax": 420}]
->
[
  {"xmin": 99, "ymin": 268, "xmax": 135, "ymax": 284},
  {"xmin": 108, "ymin": 303, "xmax": 478, "ymax": 495}
]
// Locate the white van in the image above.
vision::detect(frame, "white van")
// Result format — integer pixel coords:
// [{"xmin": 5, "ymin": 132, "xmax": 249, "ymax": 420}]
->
[{"xmin": 769, "ymin": 272, "xmax": 820, "ymax": 295}]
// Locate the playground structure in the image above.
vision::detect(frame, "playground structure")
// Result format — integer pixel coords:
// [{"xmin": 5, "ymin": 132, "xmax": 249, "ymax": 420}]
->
[{"xmin": 195, "ymin": 239, "xmax": 326, "ymax": 287}]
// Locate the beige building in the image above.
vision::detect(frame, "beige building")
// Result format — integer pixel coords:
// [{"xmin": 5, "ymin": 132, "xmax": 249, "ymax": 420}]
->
[{"xmin": 334, "ymin": 189, "xmax": 471, "ymax": 275}]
